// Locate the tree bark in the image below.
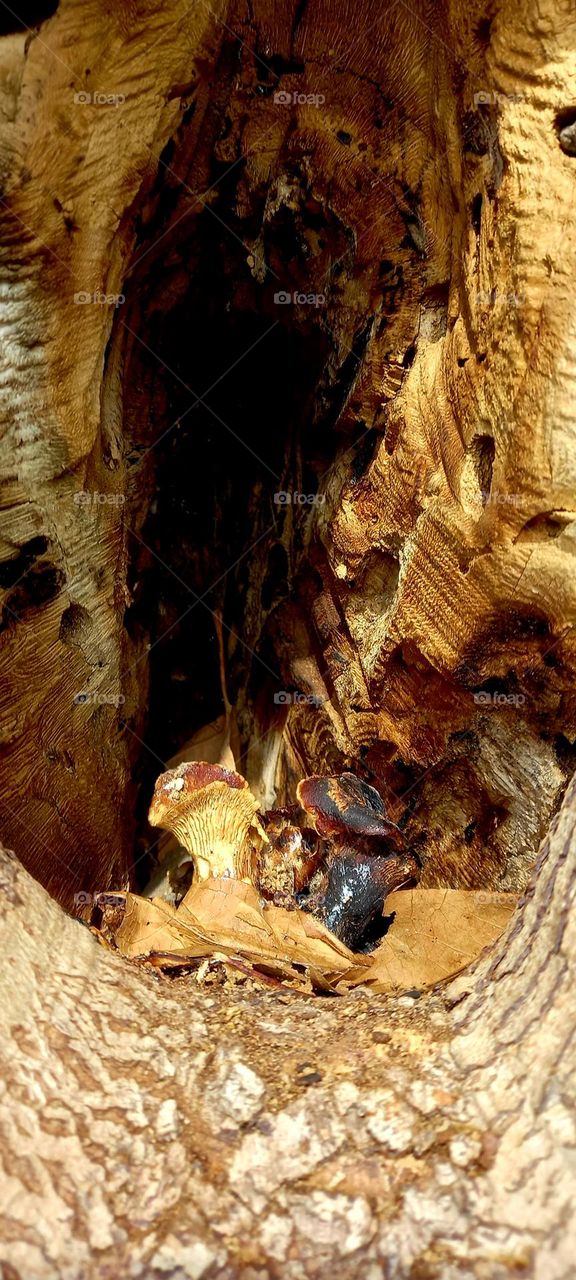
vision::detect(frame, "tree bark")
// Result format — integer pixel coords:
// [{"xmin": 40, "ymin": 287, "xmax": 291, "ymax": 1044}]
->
[
  {"xmin": 1, "ymin": 0, "xmax": 575, "ymax": 905},
  {"xmin": 1, "ymin": 770, "xmax": 576, "ymax": 1278},
  {"xmin": 1, "ymin": 0, "xmax": 576, "ymax": 1275}
]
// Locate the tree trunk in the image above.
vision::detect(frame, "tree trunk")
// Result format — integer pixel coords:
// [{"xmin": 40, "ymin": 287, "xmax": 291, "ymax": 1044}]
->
[
  {"xmin": 1, "ymin": 774, "xmax": 576, "ymax": 1278},
  {"xmin": 0, "ymin": 0, "xmax": 575, "ymax": 1274}
]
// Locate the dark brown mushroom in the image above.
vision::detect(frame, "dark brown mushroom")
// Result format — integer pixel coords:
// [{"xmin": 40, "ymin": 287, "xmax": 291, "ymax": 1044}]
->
[
  {"xmin": 319, "ymin": 850, "xmax": 420, "ymax": 949},
  {"xmin": 296, "ymin": 772, "xmax": 417, "ymax": 947},
  {"xmin": 148, "ymin": 761, "xmax": 418, "ymax": 950},
  {"xmin": 259, "ymin": 807, "xmax": 322, "ymax": 902},
  {"xmin": 296, "ymin": 772, "xmax": 407, "ymax": 851}
]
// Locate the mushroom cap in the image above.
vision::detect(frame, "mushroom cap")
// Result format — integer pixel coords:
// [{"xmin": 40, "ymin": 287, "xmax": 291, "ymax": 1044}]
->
[
  {"xmin": 148, "ymin": 761, "xmax": 265, "ymax": 882},
  {"xmin": 149, "ymin": 761, "xmax": 248, "ymax": 826},
  {"xmin": 296, "ymin": 772, "xmax": 406, "ymax": 849}
]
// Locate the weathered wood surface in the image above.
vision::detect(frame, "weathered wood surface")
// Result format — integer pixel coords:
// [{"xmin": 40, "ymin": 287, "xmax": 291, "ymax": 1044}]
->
[
  {"xmin": 1, "ymin": 767, "xmax": 575, "ymax": 1278},
  {"xmin": 1, "ymin": 0, "xmax": 575, "ymax": 906},
  {"xmin": 0, "ymin": 3, "xmax": 575, "ymax": 1277}
]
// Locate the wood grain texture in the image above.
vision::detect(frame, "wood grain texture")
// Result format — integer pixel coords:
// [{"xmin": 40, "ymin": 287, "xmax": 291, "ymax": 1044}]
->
[
  {"xmin": 117, "ymin": 0, "xmax": 576, "ymax": 894},
  {"xmin": 0, "ymin": 0, "xmax": 574, "ymax": 910},
  {"xmin": 0, "ymin": 0, "xmax": 226, "ymax": 901}
]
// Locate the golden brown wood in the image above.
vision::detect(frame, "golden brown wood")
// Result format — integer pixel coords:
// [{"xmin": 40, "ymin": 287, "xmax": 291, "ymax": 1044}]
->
[{"xmin": 1, "ymin": 1, "xmax": 576, "ymax": 1268}]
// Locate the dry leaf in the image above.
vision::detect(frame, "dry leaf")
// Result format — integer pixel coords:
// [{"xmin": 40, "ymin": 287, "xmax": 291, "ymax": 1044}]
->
[
  {"xmin": 111, "ymin": 883, "xmax": 515, "ymax": 994},
  {"xmin": 183, "ymin": 879, "xmax": 363, "ymax": 972},
  {"xmin": 352, "ymin": 888, "xmax": 517, "ymax": 991},
  {"xmin": 111, "ymin": 878, "xmax": 366, "ymax": 990},
  {"xmin": 168, "ymin": 611, "xmax": 238, "ymax": 771},
  {"xmin": 153, "ymin": 610, "xmax": 238, "ymax": 865},
  {"xmin": 167, "ymin": 716, "xmax": 236, "ymax": 772},
  {"xmin": 114, "ymin": 894, "xmax": 207, "ymax": 963}
]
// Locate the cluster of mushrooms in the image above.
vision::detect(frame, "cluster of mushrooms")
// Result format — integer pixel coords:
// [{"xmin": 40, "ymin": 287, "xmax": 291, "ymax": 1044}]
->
[{"xmin": 149, "ymin": 763, "xmax": 419, "ymax": 950}]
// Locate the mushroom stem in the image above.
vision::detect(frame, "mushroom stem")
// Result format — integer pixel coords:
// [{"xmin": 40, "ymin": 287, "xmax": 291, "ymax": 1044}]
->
[
  {"xmin": 320, "ymin": 851, "xmax": 420, "ymax": 948},
  {"xmin": 148, "ymin": 763, "xmax": 419, "ymax": 950}
]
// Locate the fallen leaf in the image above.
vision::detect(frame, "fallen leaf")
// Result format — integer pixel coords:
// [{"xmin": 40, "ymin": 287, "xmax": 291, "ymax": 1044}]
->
[
  {"xmin": 352, "ymin": 888, "xmax": 517, "ymax": 991},
  {"xmin": 167, "ymin": 715, "xmax": 236, "ymax": 772},
  {"xmin": 152, "ymin": 610, "xmax": 239, "ymax": 865},
  {"xmin": 114, "ymin": 894, "xmax": 207, "ymax": 963},
  {"xmin": 181, "ymin": 879, "xmax": 364, "ymax": 977},
  {"xmin": 110, "ymin": 883, "xmax": 515, "ymax": 994},
  {"xmin": 111, "ymin": 878, "xmax": 367, "ymax": 990}
]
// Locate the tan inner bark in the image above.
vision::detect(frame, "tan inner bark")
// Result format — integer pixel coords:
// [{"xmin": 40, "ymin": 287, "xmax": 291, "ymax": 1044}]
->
[{"xmin": 0, "ymin": 1, "xmax": 575, "ymax": 1272}]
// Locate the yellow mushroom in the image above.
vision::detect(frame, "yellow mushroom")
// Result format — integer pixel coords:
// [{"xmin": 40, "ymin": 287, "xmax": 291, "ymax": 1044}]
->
[{"xmin": 148, "ymin": 762, "xmax": 268, "ymax": 884}]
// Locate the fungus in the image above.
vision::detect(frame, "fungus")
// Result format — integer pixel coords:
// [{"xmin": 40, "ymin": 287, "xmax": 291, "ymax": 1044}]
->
[
  {"xmin": 148, "ymin": 761, "xmax": 268, "ymax": 883},
  {"xmin": 148, "ymin": 762, "xmax": 418, "ymax": 951},
  {"xmin": 320, "ymin": 850, "xmax": 420, "ymax": 948},
  {"xmin": 296, "ymin": 772, "xmax": 418, "ymax": 946},
  {"xmin": 260, "ymin": 806, "xmax": 322, "ymax": 900},
  {"xmin": 296, "ymin": 771, "xmax": 407, "ymax": 851}
]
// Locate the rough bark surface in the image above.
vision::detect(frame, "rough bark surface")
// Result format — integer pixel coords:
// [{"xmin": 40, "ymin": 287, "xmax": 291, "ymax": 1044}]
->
[{"xmin": 1, "ymin": 772, "xmax": 576, "ymax": 1279}]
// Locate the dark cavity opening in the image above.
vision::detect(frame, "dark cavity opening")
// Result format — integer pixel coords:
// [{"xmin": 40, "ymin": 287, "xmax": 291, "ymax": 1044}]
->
[
  {"xmin": 119, "ymin": 201, "xmax": 348, "ymax": 872},
  {"xmin": 0, "ymin": 0, "xmax": 59, "ymax": 35}
]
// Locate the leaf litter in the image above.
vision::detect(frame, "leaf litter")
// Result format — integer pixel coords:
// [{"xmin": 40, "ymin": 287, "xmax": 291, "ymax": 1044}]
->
[
  {"xmin": 94, "ymin": 636, "xmax": 517, "ymax": 994},
  {"xmin": 99, "ymin": 787, "xmax": 516, "ymax": 995}
]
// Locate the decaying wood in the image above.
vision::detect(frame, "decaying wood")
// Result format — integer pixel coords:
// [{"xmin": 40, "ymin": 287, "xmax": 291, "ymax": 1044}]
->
[
  {"xmin": 1, "ymin": 769, "xmax": 575, "ymax": 1278},
  {"xmin": 0, "ymin": 0, "xmax": 575, "ymax": 905},
  {"xmin": 1, "ymin": 1, "xmax": 576, "ymax": 1274}
]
